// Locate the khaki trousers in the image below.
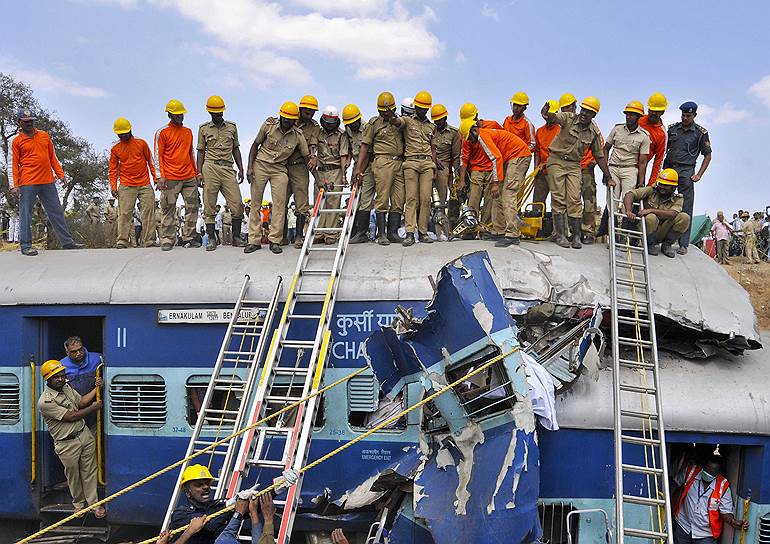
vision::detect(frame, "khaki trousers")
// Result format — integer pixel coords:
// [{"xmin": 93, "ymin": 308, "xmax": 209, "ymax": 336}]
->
[
  {"xmin": 105, "ymin": 220, "xmax": 117, "ymax": 247},
  {"xmin": 469, "ymin": 170, "xmax": 502, "ymax": 234},
  {"xmin": 372, "ymin": 156, "xmax": 405, "ymax": 213},
  {"xmin": 316, "ymin": 168, "xmax": 344, "ymax": 242},
  {"xmin": 403, "ymin": 158, "xmax": 434, "ymax": 234},
  {"xmin": 645, "ymin": 212, "xmax": 690, "ymax": 241},
  {"xmin": 547, "ymin": 158, "xmax": 582, "ymax": 218},
  {"xmin": 202, "ymin": 163, "xmax": 244, "ymax": 222},
  {"xmin": 54, "ymin": 427, "xmax": 98, "ymax": 509},
  {"xmin": 249, "ymin": 160, "xmax": 288, "ymax": 245},
  {"xmin": 610, "ymin": 165, "xmax": 638, "ymax": 212},
  {"xmin": 581, "ymin": 165, "xmax": 598, "ymax": 235},
  {"xmin": 434, "ymin": 162, "xmax": 452, "ymax": 206},
  {"xmin": 160, "ymin": 178, "xmax": 199, "ymax": 245},
  {"xmin": 501, "ymin": 157, "xmax": 529, "ymax": 238},
  {"xmin": 514, "ymin": 155, "xmax": 532, "ymax": 210},
  {"xmin": 287, "ymin": 162, "xmax": 311, "ymax": 216},
  {"xmin": 118, "ymin": 184, "xmax": 155, "ymax": 247},
  {"xmin": 223, "ymin": 224, "xmax": 232, "ymax": 244},
  {"xmin": 745, "ymin": 233, "xmax": 760, "ymax": 263},
  {"xmin": 358, "ymin": 167, "xmax": 376, "ymax": 211},
  {"xmin": 532, "ymin": 169, "xmax": 549, "ymax": 209},
  {"xmin": 716, "ymin": 239, "xmax": 730, "ymax": 263}
]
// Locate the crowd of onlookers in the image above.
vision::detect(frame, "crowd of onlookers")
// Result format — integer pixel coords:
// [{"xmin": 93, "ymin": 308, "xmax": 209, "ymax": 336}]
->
[{"xmin": 709, "ymin": 208, "xmax": 770, "ymax": 264}]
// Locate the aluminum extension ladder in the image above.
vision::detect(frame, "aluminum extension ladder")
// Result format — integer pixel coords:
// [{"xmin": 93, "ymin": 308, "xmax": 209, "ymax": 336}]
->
[
  {"xmin": 223, "ymin": 182, "xmax": 359, "ymax": 543},
  {"xmin": 161, "ymin": 275, "xmax": 282, "ymax": 530},
  {"xmin": 607, "ymin": 187, "xmax": 674, "ymax": 543}
]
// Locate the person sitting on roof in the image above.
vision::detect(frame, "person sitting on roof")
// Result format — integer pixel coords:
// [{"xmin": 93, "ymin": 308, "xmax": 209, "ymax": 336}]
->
[
  {"xmin": 672, "ymin": 455, "xmax": 746, "ymax": 544},
  {"xmin": 621, "ymin": 168, "xmax": 690, "ymax": 258}
]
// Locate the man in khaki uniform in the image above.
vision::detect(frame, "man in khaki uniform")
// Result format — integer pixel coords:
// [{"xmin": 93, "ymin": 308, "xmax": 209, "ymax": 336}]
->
[
  {"xmin": 313, "ymin": 106, "xmax": 350, "ymax": 244},
  {"xmin": 354, "ymin": 92, "xmax": 405, "ymax": 245},
  {"xmin": 104, "ymin": 197, "xmax": 117, "ymax": 246},
  {"xmin": 245, "ymin": 102, "xmax": 311, "ymax": 254},
  {"xmin": 541, "ymin": 97, "xmax": 614, "ymax": 249},
  {"xmin": 196, "ymin": 96, "xmax": 245, "ymax": 251},
  {"xmin": 222, "ymin": 205, "xmax": 232, "ymax": 245},
  {"xmin": 431, "ymin": 104, "xmax": 461, "ymax": 241},
  {"xmin": 605, "ymin": 101, "xmax": 651, "ymax": 211},
  {"xmin": 743, "ymin": 212, "xmax": 761, "ymax": 264},
  {"xmin": 622, "ymin": 168, "xmax": 689, "ymax": 258},
  {"xmin": 394, "ymin": 91, "xmax": 437, "ymax": 246},
  {"xmin": 288, "ymin": 95, "xmax": 321, "ymax": 249},
  {"xmin": 37, "ymin": 360, "xmax": 105, "ymax": 517},
  {"xmin": 344, "ymin": 104, "xmax": 374, "ymax": 244},
  {"xmin": 85, "ymin": 197, "xmax": 101, "ymax": 225}
]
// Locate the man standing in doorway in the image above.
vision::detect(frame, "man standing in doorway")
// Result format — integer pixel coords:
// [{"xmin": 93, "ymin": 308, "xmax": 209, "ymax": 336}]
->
[{"xmin": 60, "ymin": 336, "xmax": 103, "ymax": 436}]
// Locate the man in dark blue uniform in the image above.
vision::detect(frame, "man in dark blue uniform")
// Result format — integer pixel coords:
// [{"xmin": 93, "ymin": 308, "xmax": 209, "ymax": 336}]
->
[
  {"xmin": 663, "ymin": 101, "xmax": 712, "ymax": 254},
  {"xmin": 60, "ymin": 336, "xmax": 103, "ymax": 433}
]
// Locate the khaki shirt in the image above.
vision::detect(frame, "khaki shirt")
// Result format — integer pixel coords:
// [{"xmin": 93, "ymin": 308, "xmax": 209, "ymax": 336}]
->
[
  {"xmin": 548, "ymin": 112, "xmax": 605, "ymax": 163},
  {"xmin": 433, "ymin": 124, "xmax": 461, "ymax": 170},
  {"xmin": 38, "ymin": 384, "xmax": 85, "ymax": 442},
  {"xmin": 401, "ymin": 116, "xmax": 435, "ymax": 157},
  {"xmin": 743, "ymin": 219, "xmax": 759, "ymax": 236},
  {"xmin": 223, "ymin": 210, "xmax": 232, "ymax": 225},
  {"xmin": 628, "ymin": 186, "xmax": 684, "ymax": 213},
  {"xmin": 362, "ymin": 115, "xmax": 404, "ymax": 157},
  {"xmin": 346, "ymin": 122, "xmax": 368, "ymax": 161},
  {"xmin": 197, "ymin": 120, "xmax": 239, "ymax": 163},
  {"xmin": 105, "ymin": 205, "xmax": 117, "ymax": 222},
  {"xmin": 253, "ymin": 118, "xmax": 310, "ymax": 165},
  {"xmin": 606, "ymin": 123, "xmax": 650, "ymax": 167},
  {"xmin": 317, "ymin": 128, "xmax": 350, "ymax": 167},
  {"xmin": 85, "ymin": 204, "xmax": 100, "ymax": 223},
  {"xmin": 289, "ymin": 119, "xmax": 321, "ymax": 164}
]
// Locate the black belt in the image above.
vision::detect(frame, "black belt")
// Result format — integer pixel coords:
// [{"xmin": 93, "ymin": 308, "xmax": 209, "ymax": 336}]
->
[
  {"xmin": 317, "ymin": 165, "xmax": 341, "ymax": 172},
  {"xmin": 60, "ymin": 426, "xmax": 86, "ymax": 442},
  {"xmin": 207, "ymin": 160, "xmax": 233, "ymax": 167},
  {"xmin": 374, "ymin": 154, "xmax": 403, "ymax": 161},
  {"xmin": 288, "ymin": 159, "xmax": 306, "ymax": 166},
  {"xmin": 609, "ymin": 164, "xmax": 637, "ymax": 168},
  {"xmin": 406, "ymin": 155, "xmax": 432, "ymax": 160}
]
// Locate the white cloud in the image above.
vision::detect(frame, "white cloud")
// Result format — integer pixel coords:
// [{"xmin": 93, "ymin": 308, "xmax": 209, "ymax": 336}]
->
[
  {"xmin": 0, "ymin": 57, "xmax": 108, "ymax": 98},
  {"xmin": 290, "ymin": 0, "xmax": 388, "ymax": 16},
  {"xmin": 455, "ymin": 51, "xmax": 467, "ymax": 64},
  {"xmin": 696, "ymin": 103, "xmax": 749, "ymax": 126},
  {"xmin": 749, "ymin": 75, "xmax": 770, "ymax": 109},
  {"xmin": 481, "ymin": 2, "xmax": 500, "ymax": 22}
]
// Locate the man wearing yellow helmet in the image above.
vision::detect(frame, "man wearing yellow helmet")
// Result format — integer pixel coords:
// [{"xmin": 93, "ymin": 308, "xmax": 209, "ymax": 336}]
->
[
  {"xmin": 431, "ymin": 103, "xmax": 461, "ymax": 239},
  {"xmin": 354, "ymin": 91, "xmax": 406, "ymax": 245},
  {"xmin": 533, "ymin": 100, "xmax": 561, "ymax": 209},
  {"xmin": 288, "ymin": 95, "xmax": 321, "ymax": 249},
  {"xmin": 605, "ymin": 101, "xmax": 651, "ymax": 200},
  {"xmin": 245, "ymin": 102, "xmax": 311, "ymax": 254},
  {"xmin": 622, "ymin": 168, "xmax": 690, "ymax": 258},
  {"xmin": 196, "ymin": 96, "xmax": 245, "ymax": 251},
  {"xmin": 639, "ymin": 93, "xmax": 668, "ymax": 186},
  {"xmin": 343, "ymin": 104, "xmax": 375, "ymax": 244}
]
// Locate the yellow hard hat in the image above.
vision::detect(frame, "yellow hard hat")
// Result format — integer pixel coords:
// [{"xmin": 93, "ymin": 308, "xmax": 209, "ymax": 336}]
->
[
  {"xmin": 206, "ymin": 95, "xmax": 225, "ymax": 113},
  {"xmin": 299, "ymin": 95, "xmax": 319, "ymax": 111},
  {"xmin": 647, "ymin": 92, "xmax": 668, "ymax": 112},
  {"xmin": 179, "ymin": 464, "xmax": 214, "ymax": 487},
  {"xmin": 377, "ymin": 92, "xmax": 396, "ymax": 112},
  {"xmin": 656, "ymin": 168, "xmax": 679, "ymax": 186},
  {"xmin": 41, "ymin": 359, "xmax": 65, "ymax": 381},
  {"xmin": 459, "ymin": 102, "xmax": 478, "ymax": 120},
  {"xmin": 431, "ymin": 104, "xmax": 448, "ymax": 121},
  {"xmin": 580, "ymin": 96, "xmax": 601, "ymax": 114},
  {"xmin": 279, "ymin": 101, "xmax": 300, "ymax": 120},
  {"xmin": 510, "ymin": 91, "xmax": 529, "ymax": 106},
  {"xmin": 165, "ymin": 99, "xmax": 187, "ymax": 115},
  {"xmin": 623, "ymin": 100, "xmax": 645, "ymax": 116},
  {"xmin": 244, "ymin": 197, "xmax": 251, "ymax": 204},
  {"xmin": 559, "ymin": 93, "xmax": 577, "ymax": 108},
  {"xmin": 262, "ymin": 200, "xmax": 269, "ymax": 207},
  {"xmin": 342, "ymin": 104, "xmax": 362, "ymax": 125},
  {"xmin": 459, "ymin": 118, "xmax": 476, "ymax": 141},
  {"xmin": 547, "ymin": 100, "xmax": 559, "ymax": 114},
  {"xmin": 113, "ymin": 117, "xmax": 132, "ymax": 135},
  {"xmin": 414, "ymin": 91, "xmax": 432, "ymax": 109}
]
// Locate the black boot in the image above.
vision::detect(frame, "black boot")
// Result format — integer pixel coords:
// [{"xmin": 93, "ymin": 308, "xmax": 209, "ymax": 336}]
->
[
  {"xmin": 661, "ymin": 230, "xmax": 679, "ymax": 258},
  {"xmin": 553, "ymin": 213, "xmax": 570, "ymax": 248},
  {"xmin": 205, "ymin": 224, "xmax": 217, "ymax": 251},
  {"xmin": 569, "ymin": 217, "xmax": 582, "ymax": 249},
  {"xmin": 596, "ymin": 208, "xmax": 609, "ymax": 238},
  {"xmin": 387, "ymin": 213, "xmax": 404, "ymax": 243},
  {"xmin": 350, "ymin": 210, "xmax": 370, "ymax": 244},
  {"xmin": 375, "ymin": 212, "xmax": 389, "ymax": 246},
  {"xmin": 294, "ymin": 214, "xmax": 306, "ymax": 249},
  {"xmin": 402, "ymin": 232, "xmax": 415, "ymax": 247},
  {"xmin": 231, "ymin": 219, "xmax": 244, "ymax": 247}
]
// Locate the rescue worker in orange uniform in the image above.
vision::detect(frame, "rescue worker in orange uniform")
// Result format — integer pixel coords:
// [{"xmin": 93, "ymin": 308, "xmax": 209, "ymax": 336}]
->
[
  {"xmin": 639, "ymin": 92, "xmax": 668, "ymax": 186},
  {"xmin": 459, "ymin": 120, "xmax": 531, "ymax": 246},
  {"xmin": 533, "ymin": 100, "xmax": 561, "ymax": 209},
  {"xmin": 109, "ymin": 118, "xmax": 157, "ymax": 249}
]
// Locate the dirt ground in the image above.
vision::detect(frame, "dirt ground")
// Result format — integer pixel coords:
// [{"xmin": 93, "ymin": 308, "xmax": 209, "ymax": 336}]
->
[{"xmin": 723, "ymin": 257, "xmax": 770, "ymax": 329}]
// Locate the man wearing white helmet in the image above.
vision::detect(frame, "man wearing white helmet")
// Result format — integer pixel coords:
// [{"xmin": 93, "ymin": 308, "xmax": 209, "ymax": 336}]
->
[
  {"xmin": 314, "ymin": 106, "xmax": 350, "ymax": 244},
  {"xmin": 401, "ymin": 97, "xmax": 415, "ymax": 118}
]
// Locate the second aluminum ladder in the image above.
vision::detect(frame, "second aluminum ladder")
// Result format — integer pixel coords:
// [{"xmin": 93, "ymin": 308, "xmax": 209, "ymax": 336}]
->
[
  {"xmin": 223, "ymin": 182, "xmax": 359, "ymax": 543},
  {"xmin": 607, "ymin": 187, "xmax": 674, "ymax": 543}
]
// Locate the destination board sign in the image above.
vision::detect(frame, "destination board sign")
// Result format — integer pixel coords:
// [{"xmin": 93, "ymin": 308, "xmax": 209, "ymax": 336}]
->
[{"xmin": 157, "ymin": 308, "xmax": 266, "ymax": 324}]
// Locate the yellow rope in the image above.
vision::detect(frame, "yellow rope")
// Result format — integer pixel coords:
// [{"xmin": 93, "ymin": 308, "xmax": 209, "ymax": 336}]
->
[
  {"xmin": 131, "ymin": 346, "xmax": 521, "ymax": 544},
  {"xmin": 16, "ymin": 366, "xmax": 367, "ymax": 544}
]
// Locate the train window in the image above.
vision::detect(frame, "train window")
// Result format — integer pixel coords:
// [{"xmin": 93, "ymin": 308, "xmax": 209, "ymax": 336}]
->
[
  {"xmin": 0, "ymin": 374, "xmax": 20, "ymax": 424},
  {"xmin": 109, "ymin": 374, "xmax": 166, "ymax": 428},
  {"xmin": 186, "ymin": 375, "xmax": 244, "ymax": 427},
  {"xmin": 446, "ymin": 344, "xmax": 515, "ymax": 421},
  {"xmin": 348, "ymin": 374, "xmax": 406, "ymax": 431}
]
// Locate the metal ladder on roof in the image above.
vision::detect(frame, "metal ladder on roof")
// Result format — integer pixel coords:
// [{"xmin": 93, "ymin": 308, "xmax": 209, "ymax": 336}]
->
[
  {"xmin": 223, "ymin": 182, "xmax": 359, "ymax": 543},
  {"xmin": 607, "ymin": 187, "xmax": 674, "ymax": 544},
  {"xmin": 160, "ymin": 275, "xmax": 282, "ymax": 531}
]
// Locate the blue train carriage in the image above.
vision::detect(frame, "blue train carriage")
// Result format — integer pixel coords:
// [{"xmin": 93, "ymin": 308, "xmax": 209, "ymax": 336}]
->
[{"xmin": 0, "ymin": 242, "xmax": 767, "ymax": 543}]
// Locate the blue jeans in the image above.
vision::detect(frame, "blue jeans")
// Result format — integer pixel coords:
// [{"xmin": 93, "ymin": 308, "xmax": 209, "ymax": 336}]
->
[
  {"xmin": 673, "ymin": 521, "xmax": 717, "ymax": 544},
  {"xmin": 214, "ymin": 514, "xmax": 260, "ymax": 544},
  {"xmin": 19, "ymin": 183, "xmax": 74, "ymax": 250}
]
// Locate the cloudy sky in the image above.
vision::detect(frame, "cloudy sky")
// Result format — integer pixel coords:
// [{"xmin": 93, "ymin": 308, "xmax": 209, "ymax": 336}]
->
[{"xmin": 4, "ymin": 0, "xmax": 769, "ymax": 215}]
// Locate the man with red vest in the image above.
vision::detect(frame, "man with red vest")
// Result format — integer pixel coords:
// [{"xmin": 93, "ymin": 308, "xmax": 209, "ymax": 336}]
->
[
  {"xmin": 640, "ymin": 92, "xmax": 668, "ymax": 186},
  {"xmin": 673, "ymin": 457, "xmax": 746, "ymax": 543}
]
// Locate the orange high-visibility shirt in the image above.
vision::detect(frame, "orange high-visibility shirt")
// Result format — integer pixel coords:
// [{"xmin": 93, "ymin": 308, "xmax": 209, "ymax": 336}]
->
[
  {"xmin": 503, "ymin": 115, "xmax": 536, "ymax": 151},
  {"xmin": 461, "ymin": 120, "xmax": 505, "ymax": 169},
  {"xmin": 639, "ymin": 115, "xmax": 667, "ymax": 185},
  {"xmin": 153, "ymin": 123, "xmax": 198, "ymax": 180},
  {"xmin": 260, "ymin": 207, "xmax": 270, "ymax": 224},
  {"xmin": 9, "ymin": 129, "xmax": 64, "ymax": 189},
  {"xmin": 470, "ymin": 129, "xmax": 531, "ymax": 182},
  {"xmin": 580, "ymin": 121, "xmax": 604, "ymax": 169},
  {"xmin": 109, "ymin": 137, "xmax": 157, "ymax": 192},
  {"xmin": 535, "ymin": 123, "xmax": 560, "ymax": 166}
]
